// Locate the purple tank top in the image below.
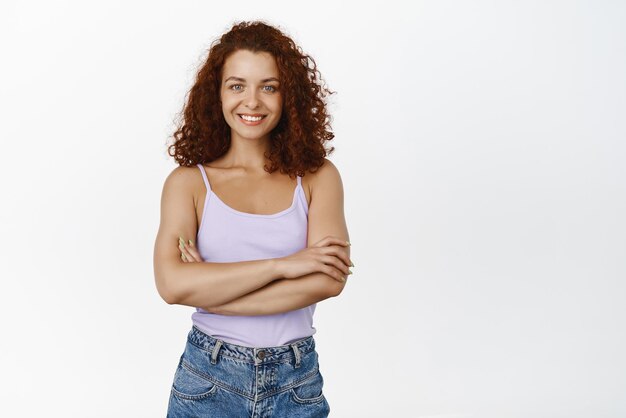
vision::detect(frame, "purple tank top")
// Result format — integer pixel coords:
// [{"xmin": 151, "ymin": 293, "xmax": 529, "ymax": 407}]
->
[{"xmin": 191, "ymin": 163, "xmax": 316, "ymax": 348}]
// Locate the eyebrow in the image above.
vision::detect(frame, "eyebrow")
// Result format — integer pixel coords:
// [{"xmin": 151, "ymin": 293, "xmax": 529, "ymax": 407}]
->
[{"xmin": 224, "ymin": 76, "xmax": 280, "ymax": 83}]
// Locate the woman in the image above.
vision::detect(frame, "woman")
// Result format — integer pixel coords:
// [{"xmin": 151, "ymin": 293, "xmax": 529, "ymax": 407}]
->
[{"xmin": 153, "ymin": 20, "xmax": 353, "ymax": 417}]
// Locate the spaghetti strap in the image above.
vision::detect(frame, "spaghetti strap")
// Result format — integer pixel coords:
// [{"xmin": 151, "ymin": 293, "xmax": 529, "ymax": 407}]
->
[
  {"xmin": 296, "ymin": 175, "xmax": 309, "ymax": 216},
  {"xmin": 196, "ymin": 163, "xmax": 211, "ymax": 192}
]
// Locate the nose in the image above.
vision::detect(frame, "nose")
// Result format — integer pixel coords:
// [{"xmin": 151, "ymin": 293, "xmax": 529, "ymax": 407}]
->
[{"xmin": 245, "ymin": 88, "xmax": 259, "ymax": 109}]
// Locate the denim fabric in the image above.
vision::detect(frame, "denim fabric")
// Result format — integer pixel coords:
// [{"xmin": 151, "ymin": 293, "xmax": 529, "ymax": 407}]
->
[{"xmin": 166, "ymin": 326, "xmax": 330, "ymax": 417}]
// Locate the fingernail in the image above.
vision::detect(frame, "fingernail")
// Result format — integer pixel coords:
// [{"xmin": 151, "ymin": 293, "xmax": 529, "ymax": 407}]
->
[
  {"xmin": 350, "ymin": 261, "xmax": 354, "ymax": 267},
  {"xmin": 188, "ymin": 239, "xmax": 194, "ymax": 246},
  {"xmin": 179, "ymin": 237, "xmax": 186, "ymax": 248},
  {"xmin": 346, "ymin": 241, "xmax": 351, "ymax": 246},
  {"xmin": 348, "ymin": 270, "xmax": 353, "ymax": 275}
]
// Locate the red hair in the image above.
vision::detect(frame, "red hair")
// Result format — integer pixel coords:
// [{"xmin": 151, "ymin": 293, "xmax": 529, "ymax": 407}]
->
[{"xmin": 167, "ymin": 20, "xmax": 336, "ymax": 177}]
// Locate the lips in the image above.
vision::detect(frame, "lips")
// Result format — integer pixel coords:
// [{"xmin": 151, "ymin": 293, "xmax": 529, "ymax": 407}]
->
[{"xmin": 237, "ymin": 114, "xmax": 267, "ymax": 125}]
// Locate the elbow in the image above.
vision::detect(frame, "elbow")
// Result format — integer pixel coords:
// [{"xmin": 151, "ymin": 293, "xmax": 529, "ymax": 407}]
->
[
  {"xmin": 159, "ymin": 286, "xmax": 180, "ymax": 305},
  {"xmin": 154, "ymin": 261, "xmax": 192, "ymax": 305},
  {"xmin": 162, "ymin": 290, "xmax": 179, "ymax": 305},
  {"xmin": 327, "ymin": 278, "xmax": 347, "ymax": 298},
  {"xmin": 155, "ymin": 274, "xmax": 181, "ymax": 305}
]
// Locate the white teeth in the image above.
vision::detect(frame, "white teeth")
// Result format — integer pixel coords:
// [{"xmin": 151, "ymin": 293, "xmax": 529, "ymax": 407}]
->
[{"xmin": 240, "ymin": 115, "xmax": 263, "ymax": 122}]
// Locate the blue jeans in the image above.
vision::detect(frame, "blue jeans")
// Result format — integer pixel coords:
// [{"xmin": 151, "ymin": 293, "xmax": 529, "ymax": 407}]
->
[{"xmin": 166, "ymin": 326, "xmax": 331, "ymax": 417}]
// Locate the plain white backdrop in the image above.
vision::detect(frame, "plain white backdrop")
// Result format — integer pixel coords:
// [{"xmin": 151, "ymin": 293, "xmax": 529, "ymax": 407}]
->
[{"xmin": 1, "ymin": 1, "xmax": 625, "ymax": 417}]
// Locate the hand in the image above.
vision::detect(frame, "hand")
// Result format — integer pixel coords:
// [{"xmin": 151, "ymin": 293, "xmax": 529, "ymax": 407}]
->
[
  {"xmin": 179, "ymin": 236, "xmax": 204, "ymax": 263},
  {"xmin": 277, "ymin": 236, "xmax": 353, "ymax": 282}
]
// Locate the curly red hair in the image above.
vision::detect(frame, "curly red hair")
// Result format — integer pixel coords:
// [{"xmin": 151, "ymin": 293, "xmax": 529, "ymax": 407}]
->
[{"xmin": 167, "ymin": 20, "xmax": 336, "ymax": 177}]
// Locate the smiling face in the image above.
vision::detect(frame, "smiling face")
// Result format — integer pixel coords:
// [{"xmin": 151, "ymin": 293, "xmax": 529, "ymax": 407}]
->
[{"xmin": 220, "ymin": 49, "xmax": 283, "ymax": 143}]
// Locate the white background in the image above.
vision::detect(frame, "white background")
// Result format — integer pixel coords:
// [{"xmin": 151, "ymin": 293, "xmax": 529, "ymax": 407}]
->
[{"xmin": 1, "ymin": 1, "xmax": 625, "ymax": 417}]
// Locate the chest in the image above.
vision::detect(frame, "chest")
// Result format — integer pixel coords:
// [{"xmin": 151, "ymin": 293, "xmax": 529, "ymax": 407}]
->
[{"xmin": 194, "ymin": 179, "xmax": 311, "ymax": 227}]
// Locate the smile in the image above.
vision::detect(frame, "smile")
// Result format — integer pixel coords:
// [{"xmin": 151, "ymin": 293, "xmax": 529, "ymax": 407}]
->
[{"xmin": 238, "ymin": 114, "xmax": 266, "ymax": 125}]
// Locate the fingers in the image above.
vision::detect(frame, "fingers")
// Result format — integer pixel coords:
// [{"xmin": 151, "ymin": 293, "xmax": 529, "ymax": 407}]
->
[
  {"xmin": 179, "ymin": 237, "xmax": 189, "ymax": 262},
  {"xmin": 322, "ymin": 264, "xmax": 349, "ymax": 283},
  {"xmin": 187, "ymin": 240, "xmax": 204, "ymax": 262},
  {"xmin": 321, "ymin": 254, "xmax": 351, "ymax": 277},
  {"xmin": 179, "ymin": 237, "xmax": 203, "ymax": 262},
  {"xmin": 318, "ymin": 245, "xmax": 353, "ymax": 270},
  {"xmin": 314, "ymin": 235, "xmax": 351, "ymax": 249},
  {"xmin": 319, "ymin": 252, "xmax": 353, "ymax": 283},
  {"xmin": 313, "ymin": 235, "xmax": 354, "ymax": 268}
]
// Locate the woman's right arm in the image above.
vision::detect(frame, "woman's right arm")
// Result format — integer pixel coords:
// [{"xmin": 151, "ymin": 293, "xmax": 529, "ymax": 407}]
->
[{"xmin": 152, "ymin": 166, "xmax": 281, "ymax": 310}]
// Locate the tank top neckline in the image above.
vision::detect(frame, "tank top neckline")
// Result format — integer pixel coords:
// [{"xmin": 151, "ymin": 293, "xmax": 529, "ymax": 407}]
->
[{"xmin": 197, "ymin": 163, "xmax": 304, "ymax": 219}]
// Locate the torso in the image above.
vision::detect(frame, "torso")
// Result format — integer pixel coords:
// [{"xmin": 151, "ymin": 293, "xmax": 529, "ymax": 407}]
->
[{"xmin": 193, "ymin": 164, "xmax": 312, "ymax": 228}]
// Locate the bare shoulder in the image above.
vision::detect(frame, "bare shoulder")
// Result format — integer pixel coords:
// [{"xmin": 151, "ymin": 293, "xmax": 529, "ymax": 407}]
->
[
  {"xmin": 315, "ymin": 158, "xmax": 342, "ymax": 177},
  {"xmin": 163, "ymin": 165, "xmax": 199, "ymax": 186},
  {"xmin": 306, "ymin": 157, "xmax": 347, "ymax": 228},
  {"xmin": 162, "ymin": 165, "xmax": 204, "ymax": 203},
  {"xmin": 308, "ymin": 158, "xmax": 344, "ymax": 198}
]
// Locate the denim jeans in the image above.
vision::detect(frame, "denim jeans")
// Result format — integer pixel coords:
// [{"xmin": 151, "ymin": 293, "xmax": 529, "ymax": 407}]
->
[{"xmin": 166, "ymin": 326, "xmax": 331, "ymax": 417}]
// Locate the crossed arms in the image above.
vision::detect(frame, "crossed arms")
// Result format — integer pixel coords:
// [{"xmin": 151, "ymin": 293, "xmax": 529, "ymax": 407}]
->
[{"xmin": 153, "ymin": 159, "xmax": 350, "ymax": 316}]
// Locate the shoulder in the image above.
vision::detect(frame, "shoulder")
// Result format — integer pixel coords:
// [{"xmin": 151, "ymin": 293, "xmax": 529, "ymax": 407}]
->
[
  {"xmin": 161, "ymin": 165, "xmax": 204, "ymax": 203},
  {"xmin": 308, "ymin": 158, "xmax": 344, "ymax": 197},
  {"xmin": 304, "ymin": 158, "xmax": 343, "ymax": 202},
  {"xmin": 316, "ymin": 158, "xmax": 341, "ymax": 177},
  {"xmin": 162, "ymin": 165, "xmax": 198, "ymax": 190}
]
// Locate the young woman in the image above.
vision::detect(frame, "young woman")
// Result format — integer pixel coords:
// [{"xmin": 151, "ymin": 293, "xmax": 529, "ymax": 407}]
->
[{"xmin": 153, "ymin": 21, "xmax": 352, "ymax": 417}]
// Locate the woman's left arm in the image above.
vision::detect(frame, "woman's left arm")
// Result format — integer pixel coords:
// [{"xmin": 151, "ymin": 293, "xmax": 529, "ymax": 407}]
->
[{"xmin": 180, "ymin": 158, "xmax": 351, "ymax": 316}]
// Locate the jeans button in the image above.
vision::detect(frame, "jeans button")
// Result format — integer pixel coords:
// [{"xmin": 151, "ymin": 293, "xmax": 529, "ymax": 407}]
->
[{"xmin": 257, "ymin": 350, "xmax": 266, "ymax": 360}]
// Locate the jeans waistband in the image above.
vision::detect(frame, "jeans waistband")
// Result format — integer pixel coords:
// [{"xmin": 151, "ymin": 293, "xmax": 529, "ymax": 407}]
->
[{"xmin": 188, "ymin": 325, "xmax": 316, "ymax": 366}]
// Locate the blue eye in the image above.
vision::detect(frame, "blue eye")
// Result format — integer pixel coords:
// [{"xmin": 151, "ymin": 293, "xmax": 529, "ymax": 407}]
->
[{"xmin": 228, "ymin": 84, "xmax": 277, "ymax": 93}]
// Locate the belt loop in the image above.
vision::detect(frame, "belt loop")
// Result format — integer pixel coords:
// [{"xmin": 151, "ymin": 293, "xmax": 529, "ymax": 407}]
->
[
  {"xmin": 290, "ymin": 343, "xmax": 301, "ymax": 368},
  {"xmin": 211, "ymin": 339, "xmax": 223, "ymax": 365}
]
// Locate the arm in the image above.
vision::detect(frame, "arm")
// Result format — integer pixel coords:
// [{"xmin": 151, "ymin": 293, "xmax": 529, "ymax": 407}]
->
[
  {"xmin": 153, "ymin": 166, "xmax": 283, "ymax": 309},
  {"xmin": 207, "ymin": 274, "xmax": 337, "ymax": 316},
  {"xmin": 209, "ymin": 158, "xmax": 351, "ymax": 316}
]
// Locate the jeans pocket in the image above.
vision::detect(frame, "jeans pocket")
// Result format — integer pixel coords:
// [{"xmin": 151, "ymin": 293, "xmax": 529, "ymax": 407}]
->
[
  {"xmin": 170, "ymin": 358, "xmax": 218, "ymax": 401},
  {"xmin": 290, "ymin": 369, "xmax": 326, "ymax": 405}
]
